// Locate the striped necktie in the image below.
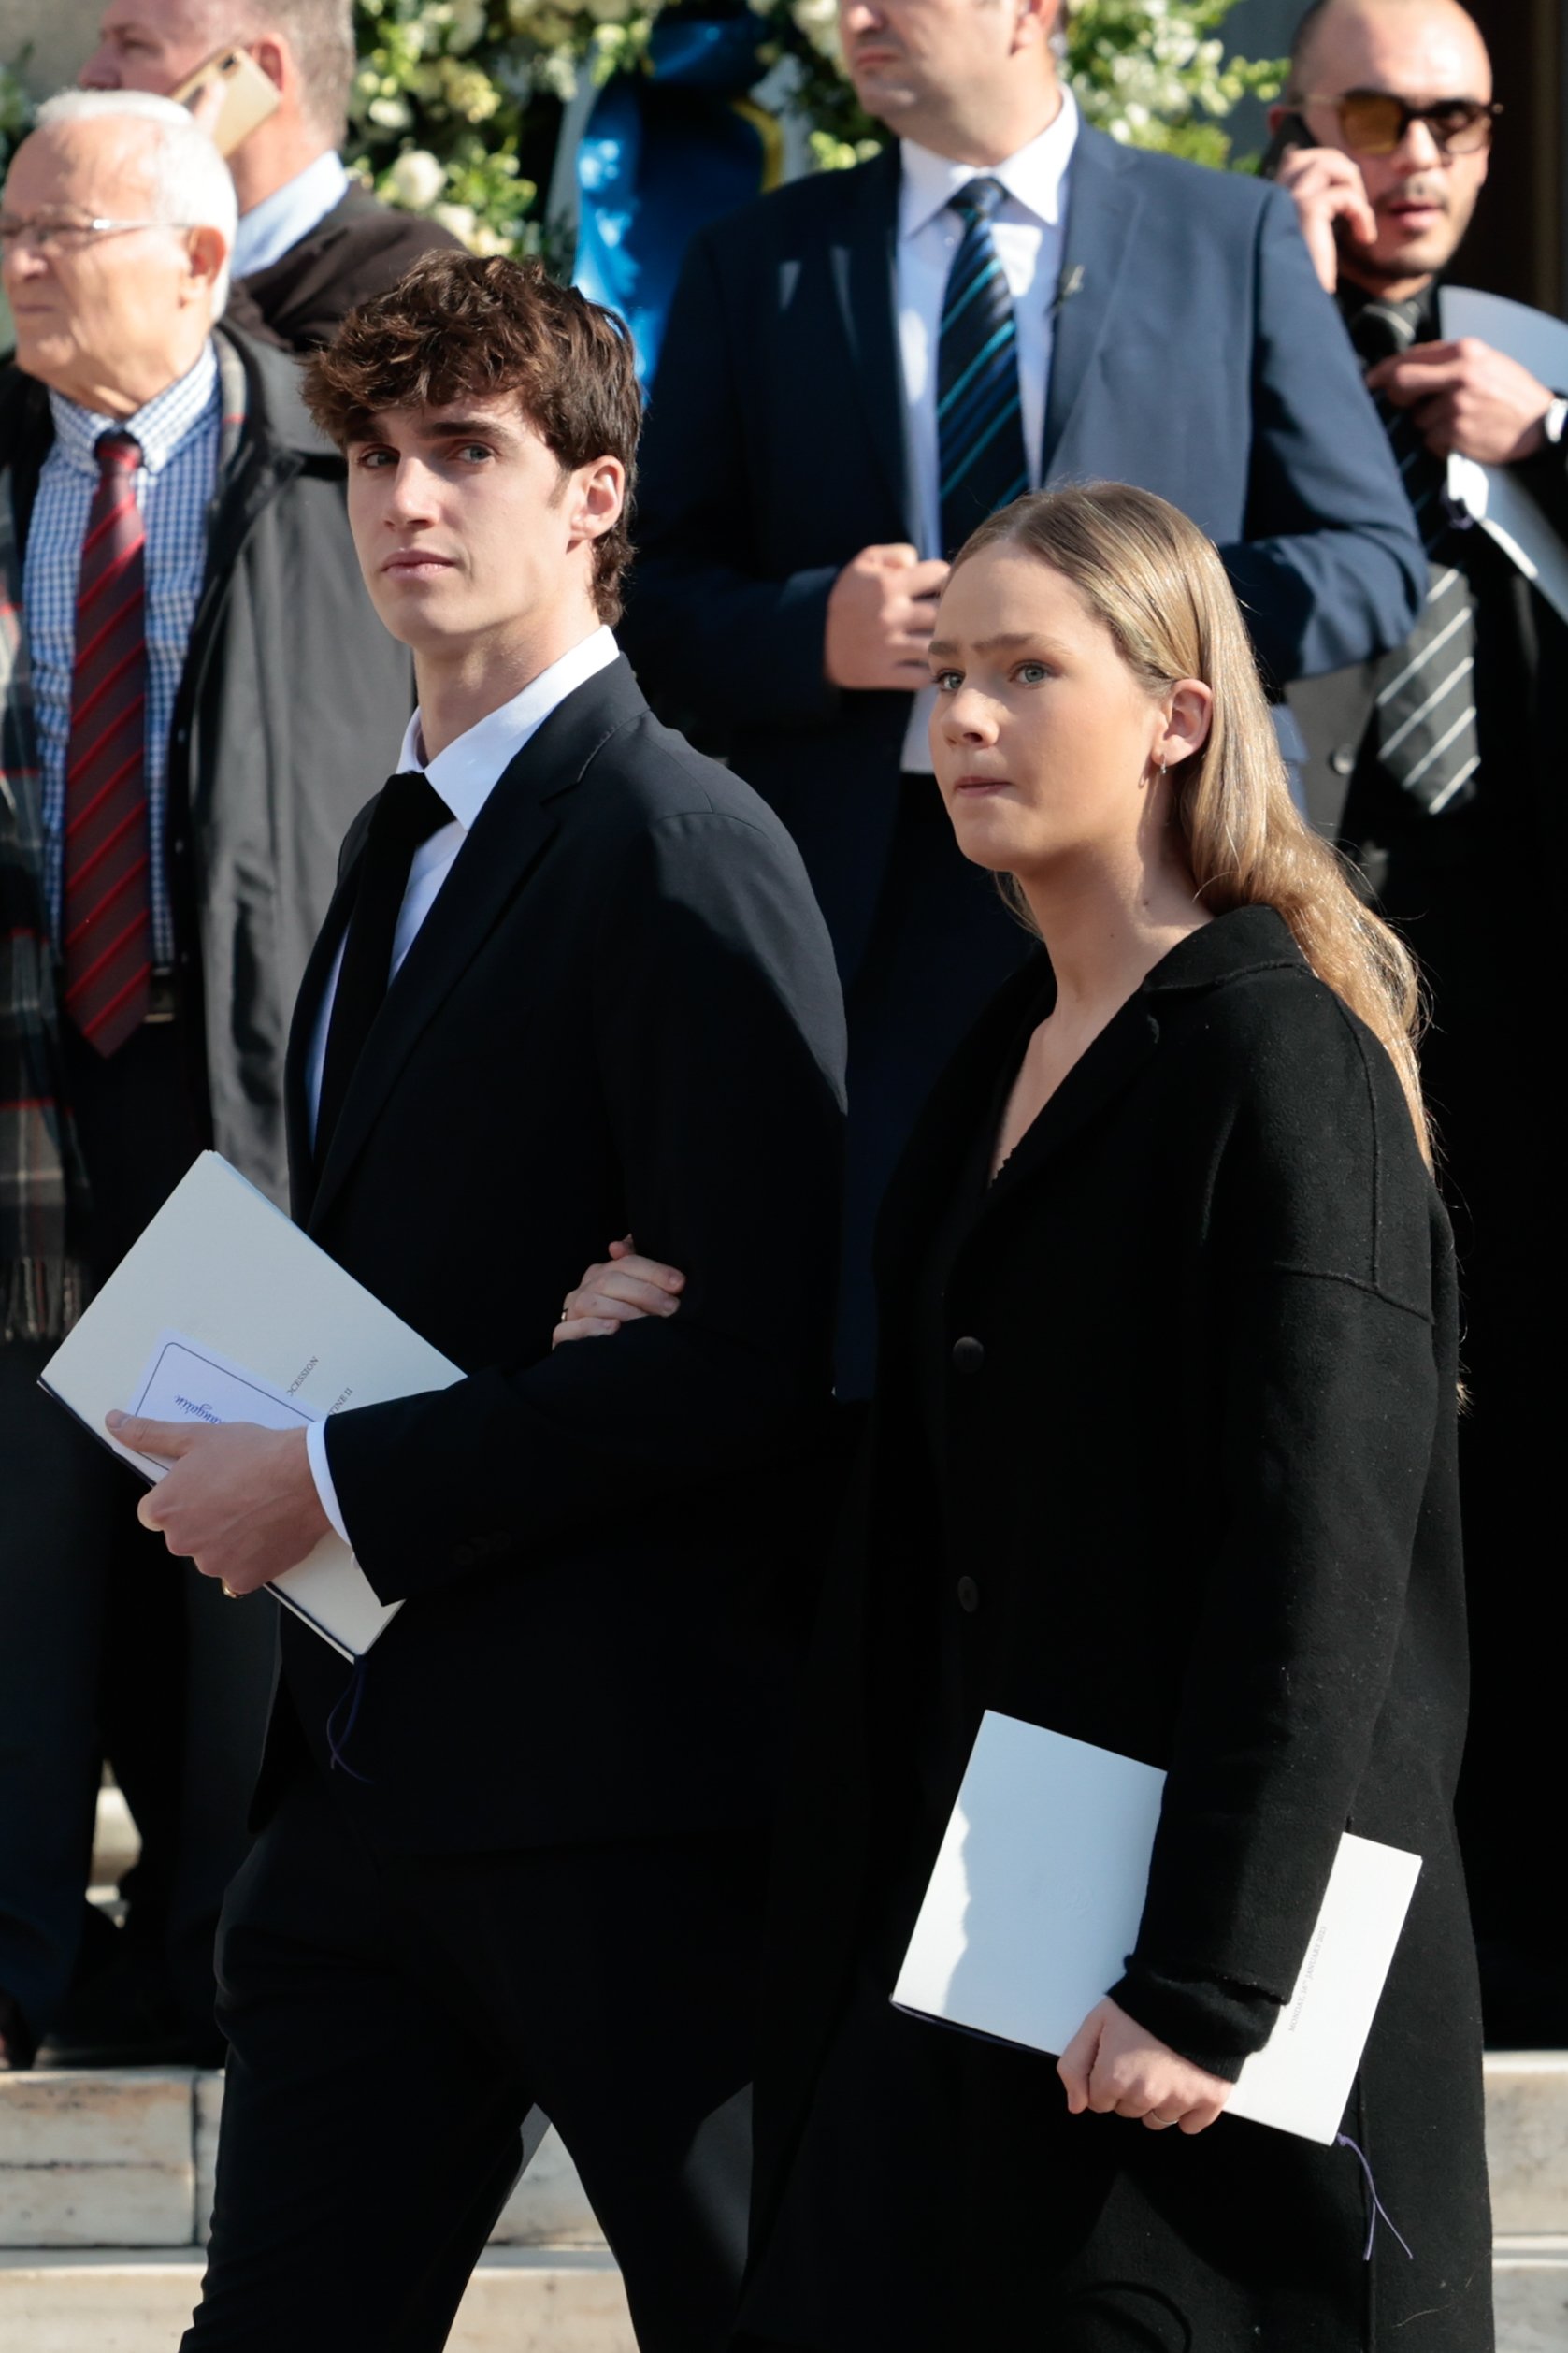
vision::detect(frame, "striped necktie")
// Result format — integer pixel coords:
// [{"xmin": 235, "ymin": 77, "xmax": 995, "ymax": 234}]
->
[
  {"xmin": 938, "ymin": 177, "xmax": 1031, "ymax": 560},
  {"xmin": 1351, "ymin": 300, "xmax": 1481, "ymax": 817},
  {"xmin": 64, "ymin": 430, "xmax": 152, "ymax": 1054}
]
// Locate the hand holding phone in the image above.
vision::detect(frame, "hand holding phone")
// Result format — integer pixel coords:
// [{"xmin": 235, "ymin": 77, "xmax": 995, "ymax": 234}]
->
[
  {"xmin": 1260, "ymin": 112, "xmax": 1377, "ymax": 296},
  {"xmin": 169, "ymin": 48, "xmax": 281, "ymax": 157}
]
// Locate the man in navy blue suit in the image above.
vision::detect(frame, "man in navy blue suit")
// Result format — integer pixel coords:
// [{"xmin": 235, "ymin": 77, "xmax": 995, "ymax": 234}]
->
[{"xmin": 624, "ymin": 0, "xmax": 1425, "ymax": 1393}]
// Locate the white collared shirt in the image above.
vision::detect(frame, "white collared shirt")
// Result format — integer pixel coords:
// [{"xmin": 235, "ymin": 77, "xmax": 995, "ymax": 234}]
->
[
  {"xmin": 896, "ymin": 92, "xmax": 1079, "ymax": 772},
  {"xmin": 232, "ymin": 148, "xmax": 351, "ymax": 279},
  {"xmin": 302, "ymin": 621, "xmax": 620, "ymax": 1540}
]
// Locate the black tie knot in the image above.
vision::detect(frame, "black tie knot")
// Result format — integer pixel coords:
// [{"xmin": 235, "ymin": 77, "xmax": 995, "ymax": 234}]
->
[
  {"xmin": 951, "ymin": 176, "xmax": 1007, "ymax": 228},
  {"xmin": 1349, "ymin": 298, "xmax": 1422, "ymax": 370},
  {"xmin": 374, "ymin": 768, "xmax": 450, "ymax": 855}
]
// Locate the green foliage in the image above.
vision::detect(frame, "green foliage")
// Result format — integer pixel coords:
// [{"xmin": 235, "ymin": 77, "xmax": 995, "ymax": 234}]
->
[{"xmin": 0, "ymin": 57, "xmax": 34, "ymax": 177}]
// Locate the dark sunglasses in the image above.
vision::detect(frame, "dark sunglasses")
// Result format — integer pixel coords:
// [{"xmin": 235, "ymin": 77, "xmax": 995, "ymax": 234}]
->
[{"xmin": 1301, "ymin": 89, "xmax": 1503, "ymax": 156}]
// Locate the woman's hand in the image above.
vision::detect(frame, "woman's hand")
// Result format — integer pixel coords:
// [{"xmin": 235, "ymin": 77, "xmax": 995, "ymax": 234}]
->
[
  {"xmin": 552, "ymin": 1235, "xmax": 687, "ymax": 1347},
  {"xmin": 1057, "ymin": 1997, "xmax": 1232, "ymax": 2136}
]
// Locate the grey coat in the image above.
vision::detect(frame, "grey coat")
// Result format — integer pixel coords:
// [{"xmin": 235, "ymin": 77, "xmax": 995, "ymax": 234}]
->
[{"xmin": 0, "ymin": 327, "xmax": 411, "ymax": 1213}]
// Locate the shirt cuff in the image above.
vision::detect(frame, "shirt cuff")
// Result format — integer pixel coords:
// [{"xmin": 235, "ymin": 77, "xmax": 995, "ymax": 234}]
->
[{"xmin": 305, "ymin": 1417, "xmax": 353, "ymax": 1549}]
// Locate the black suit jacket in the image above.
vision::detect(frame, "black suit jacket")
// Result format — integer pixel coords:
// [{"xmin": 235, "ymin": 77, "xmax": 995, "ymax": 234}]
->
[
  {"xmin": 624, "ymin": 130, "xmax": 1426, "ymax": 991},
  {"xmin": 227, "ymin": 189, "xmax": 463, "ymax": 354},
  {"xmin": 262, "ymin": 657, "xmax": 846, "ymax": 1850}
]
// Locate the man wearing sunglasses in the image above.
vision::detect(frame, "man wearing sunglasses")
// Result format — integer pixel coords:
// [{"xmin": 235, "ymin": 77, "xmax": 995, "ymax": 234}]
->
[{"xmin": 1272, "ymin": 0, "xmax": 1568, "ymax": 2052}]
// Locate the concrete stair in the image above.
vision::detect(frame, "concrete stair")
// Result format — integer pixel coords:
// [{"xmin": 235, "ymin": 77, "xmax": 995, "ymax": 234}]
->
[{"xmin": 3, "ymin": 2057, "xmax": 1564, "ymax": 2346}]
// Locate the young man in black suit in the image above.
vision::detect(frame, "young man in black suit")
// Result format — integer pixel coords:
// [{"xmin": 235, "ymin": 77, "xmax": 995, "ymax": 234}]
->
[{"xmin": 108, "ymin": 250, "xmax": 846, "ymax": 2352}]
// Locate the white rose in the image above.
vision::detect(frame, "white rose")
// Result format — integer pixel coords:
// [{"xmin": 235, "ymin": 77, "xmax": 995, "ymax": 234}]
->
[
  {"xmin": 433, "ymin": 200, "xmax": 479, "ymax": 244},
  {"xmin": 367, "ymin": 94, "xmax": 414, "ymax": 130},
  {"xmin": 388, "ymin": 148, "xmax": 447, "ymax": 209},
  {"xmin": 447, "ymin": 0, "xmax": 488, "ymax": 47}
]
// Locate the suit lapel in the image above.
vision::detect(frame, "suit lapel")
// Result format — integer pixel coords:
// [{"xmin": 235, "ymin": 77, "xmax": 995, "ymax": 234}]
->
[
  {"xmin": 283, "ymin": 847, "xmax": 359, "ymax": 1222},
  {"xmin": 1044, "ymin": 127, "xmax": 1145, "ymax": 477},
  {"xmin": 304, "ymin": 657, "xmax": 647, "ymax": 1235},
  {"xmin": 829, "ymin": 146, "xmax": 915, "ymax": 539}
]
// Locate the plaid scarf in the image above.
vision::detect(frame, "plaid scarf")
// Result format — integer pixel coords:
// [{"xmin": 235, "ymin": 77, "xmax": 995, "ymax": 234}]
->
[{"xmin": 0, "ymin": 337, "xmax": 250, "ymax": 1342}]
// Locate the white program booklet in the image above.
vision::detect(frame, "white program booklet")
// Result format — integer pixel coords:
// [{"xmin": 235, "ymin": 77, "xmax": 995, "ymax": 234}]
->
[
  {"xmin": 1438, "ymin": 284, "xmax": 1568, "ymax": 624},
  {"xmin": 892, "ymin": 1712, "xmax": 1421, "ymax": 2145},
  {"xmin": 40, "ymin": 1152, "xmax": 463, "ymax": 1660}
]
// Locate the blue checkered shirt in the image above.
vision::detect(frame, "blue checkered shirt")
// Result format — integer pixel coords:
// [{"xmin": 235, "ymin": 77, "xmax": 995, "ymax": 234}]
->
[{"xmin": 23, "ymin": 342, "xmax": 221, "ymax": 969}]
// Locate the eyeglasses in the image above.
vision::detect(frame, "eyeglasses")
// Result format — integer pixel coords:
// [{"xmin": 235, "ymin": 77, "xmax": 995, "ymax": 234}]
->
[
  {"xmin": 1300, "ymin": 90, "xmax": 1503, "ymax": 157},
  {"xmin": 0, "ymin": 214, "xmax": 193, "ymax": 258}
]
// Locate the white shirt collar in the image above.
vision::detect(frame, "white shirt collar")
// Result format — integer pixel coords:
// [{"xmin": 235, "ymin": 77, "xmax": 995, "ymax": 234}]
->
[
  {"xmin": 396, "ymin": 625, "xmax": 621, "ymax": 832},
  {"xmin": 232, "ymin": 148, "xmax": 351, "ymax": 279},
  {"xmin": 899, "ymin": 88, "xmax": 1079, "ymax": 243},
  {"xmin": 47, "ymin": 339, "xmax": 220, "ymax": 476}
]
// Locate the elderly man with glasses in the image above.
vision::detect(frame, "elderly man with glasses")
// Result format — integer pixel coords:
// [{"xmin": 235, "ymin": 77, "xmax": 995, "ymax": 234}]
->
[
  {"xmin": 1272, "ymin": 0, "xmax": 1568, "ymax": 2051},
  {"xmin": 0, "ymin": 89, "xmax": 410, "ymax": 2074}
]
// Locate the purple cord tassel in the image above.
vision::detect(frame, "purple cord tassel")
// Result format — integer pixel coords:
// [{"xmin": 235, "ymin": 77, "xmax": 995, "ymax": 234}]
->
[
  {"xmin": 1336, "ymin": 2133, "xmax": 1414, "ymax": 2263},
  {"xmin": 325, "ymin": 1653, "xmax": 373, "ymax": 1783}
]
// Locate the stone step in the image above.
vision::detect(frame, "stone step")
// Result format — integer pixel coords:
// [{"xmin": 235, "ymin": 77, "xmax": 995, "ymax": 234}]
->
[
  {"xmin": 1493, "ymin": 2237, "xmax": 1568, "ymax": 2353},
  {"xmin": 1, "ymin": 2072, "xmax": 603, "ymax": 2251},
  {"xmin": 0, "ymin": 2248, "xmax": 634, "ymax": 2352},
  {"xmin": 4, "ymin": 2059, "xmax": 1565, "ymax": 2347},
  {"xmin": 0, "ymin": 2242, "xmax": 1560, "ymax": 2353}
]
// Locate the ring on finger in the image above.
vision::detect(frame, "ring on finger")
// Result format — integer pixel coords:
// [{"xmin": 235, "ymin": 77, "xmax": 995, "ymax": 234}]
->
[{"xmin": 1148, "ymin": 2111, "xmax": 1181, "ymax": 2129}]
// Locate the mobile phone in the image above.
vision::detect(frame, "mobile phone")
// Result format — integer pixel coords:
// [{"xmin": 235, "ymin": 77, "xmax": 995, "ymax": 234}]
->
[
  {"xmin": 169, "ymin": 48, "xmax": 281, "ymax": 157},
  {"xmin": 1259, "ymin": 110, "xmax": 1315, "ymax": 180}
]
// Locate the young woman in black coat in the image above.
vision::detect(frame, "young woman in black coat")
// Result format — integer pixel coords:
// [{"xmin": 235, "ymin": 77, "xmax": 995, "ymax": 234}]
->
[{"xmin": 554, "ymin": 483, "xmax": 1492, "ymax": 2350}]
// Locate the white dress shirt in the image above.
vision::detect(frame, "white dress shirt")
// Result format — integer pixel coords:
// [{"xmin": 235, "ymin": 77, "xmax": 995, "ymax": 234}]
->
[
  {"xmin": 303, "ymin": 623, "xmax": 621, "ymax": 1539},
  {"xmin": 896, "ymin": 92, "xmax": 1079, "ymax": 772},
  {"xmin": 232, "ymin": 149, "xmax": 351, "ymax": 279}
]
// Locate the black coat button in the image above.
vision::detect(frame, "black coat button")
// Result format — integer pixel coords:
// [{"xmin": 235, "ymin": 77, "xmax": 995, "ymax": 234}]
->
[
  {"xmin": 951, "ymin": 1335, "xmax": 985, "ymax": 1376},
  {"xmin": 957, "ymin": 1575, "xmax": 981, "ymax": 1613}
]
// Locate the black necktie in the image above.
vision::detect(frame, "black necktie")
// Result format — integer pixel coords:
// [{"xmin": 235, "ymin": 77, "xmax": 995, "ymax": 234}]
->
[
  {"xmin": 1350, "ymin": 298, "xmax": 1481, "ymax": 816},
  {"xmin": 315, "ymin": 771, "xmax": 449, "ymax": 1166},
  {"xmin": 937, "ymin": 177, "xmax": 1031, "ymax": 559}
]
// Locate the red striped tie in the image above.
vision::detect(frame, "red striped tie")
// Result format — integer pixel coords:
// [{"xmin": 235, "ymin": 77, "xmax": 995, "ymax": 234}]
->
[{"xmin": 64, "ymin": 429, "xmax": 152, "ymax": 1055}]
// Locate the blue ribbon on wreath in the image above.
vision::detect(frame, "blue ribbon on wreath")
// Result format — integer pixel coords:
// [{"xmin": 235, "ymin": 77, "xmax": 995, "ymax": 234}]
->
[{"xmin": 572, "ymin": 17, "xmax": 783, "ymax": 385}]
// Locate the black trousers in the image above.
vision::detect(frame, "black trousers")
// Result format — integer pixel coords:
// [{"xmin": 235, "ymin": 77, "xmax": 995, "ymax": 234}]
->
[
  {"xmin": 836, "ymin": 778, "xmax": 1033, "ymax": 1398},
  {"xmin": 0, "ymin": 1019, "xmax": 273, "ymax": 2045},
  {"xmin": 181, "ymin": 1764, "xmax": 767, "ymax": 2353}
]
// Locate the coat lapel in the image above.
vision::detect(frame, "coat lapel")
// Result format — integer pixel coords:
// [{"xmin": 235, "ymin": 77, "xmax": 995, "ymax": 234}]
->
[
  {"xmin": 303, "ymin": 657, "xmax": 647, "ymax": 1235},
  {"xmin": 829, "ymin": 146, "xmax": 915, "ymax": 540},
  {"xmin": 978, "ymin": 997, "xmax": 1161, "ymax": 1227},
  {"xmin": 1044, "ymin": 127, "xmax": 1145, "ymax": 477}
]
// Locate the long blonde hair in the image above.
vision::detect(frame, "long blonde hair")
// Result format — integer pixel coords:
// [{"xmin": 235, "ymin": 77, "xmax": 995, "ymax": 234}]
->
[{"xmin": 954, "ymin": 482, "xmax": 1431, "ymax": 1163}]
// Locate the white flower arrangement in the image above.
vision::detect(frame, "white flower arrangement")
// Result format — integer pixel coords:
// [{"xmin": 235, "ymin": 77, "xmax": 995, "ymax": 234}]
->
[{"xmin": 359, "ymin": 2, "xmax": 1283, "ymax": 259}]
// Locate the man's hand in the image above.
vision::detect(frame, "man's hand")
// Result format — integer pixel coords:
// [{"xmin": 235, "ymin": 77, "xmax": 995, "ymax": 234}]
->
[
  {"xmin": 1274, "ymin": 144, "xmax": 1377, "ymax": 295},
  {"xmin": 1367, "ymin": 337, "xmax": 1556, "ymax": 464},
  {"xmin": 825, "ymin": 543, "xmax": 949, "ymax": 692},
  {"xmin": 1057, "ymin": 1996, "xmax": 1232, "ymax": 2137},
  {"xmin": 106, "ymin": 1415, "xmax": 329, "ymax": 1595}
]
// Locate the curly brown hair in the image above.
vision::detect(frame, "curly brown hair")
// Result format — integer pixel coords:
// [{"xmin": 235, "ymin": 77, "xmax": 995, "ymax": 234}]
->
[{"xmin": 306, "ymin": 250, "xmax": 642, "ymax": 623}]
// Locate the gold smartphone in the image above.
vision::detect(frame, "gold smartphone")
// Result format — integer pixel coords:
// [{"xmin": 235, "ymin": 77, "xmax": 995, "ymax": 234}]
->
[{"xmin": 169, "ymin": 48, "xmax": 281, "ymax": 157}]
